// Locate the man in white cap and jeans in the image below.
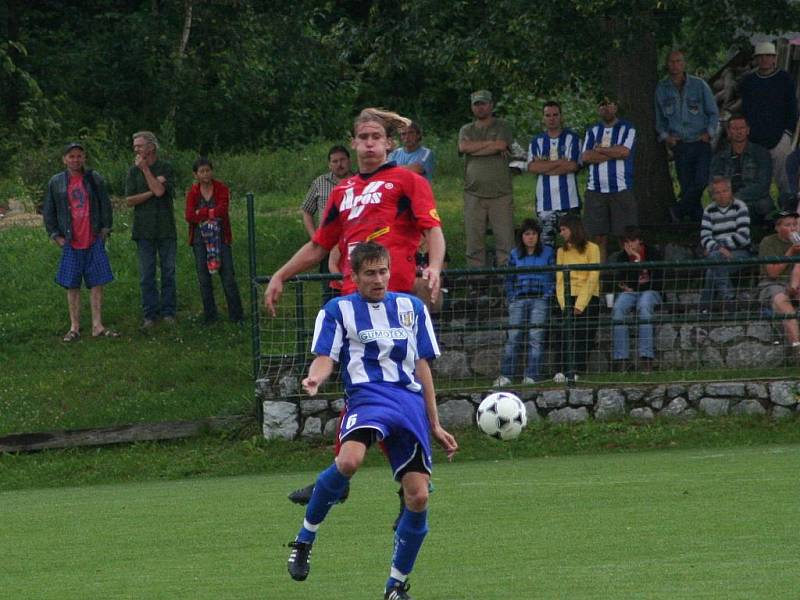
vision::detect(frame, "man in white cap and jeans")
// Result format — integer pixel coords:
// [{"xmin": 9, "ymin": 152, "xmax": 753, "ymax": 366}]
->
[{"xmin": 739, "ymin": 41, "xmax": 798, "ymax": 196}]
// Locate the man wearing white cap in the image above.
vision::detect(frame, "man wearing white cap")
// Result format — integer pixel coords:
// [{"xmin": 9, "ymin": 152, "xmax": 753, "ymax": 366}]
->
[{"xmin": 739, "ymin": 41, "xmax": 798, "ymax": 196}]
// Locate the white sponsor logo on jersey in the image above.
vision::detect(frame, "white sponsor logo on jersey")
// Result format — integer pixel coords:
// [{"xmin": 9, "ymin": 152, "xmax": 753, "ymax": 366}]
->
[
  {"xmin": 358, "ymin": 328, "xmax": 409, "ymax": 343},
  {"xmin": 340, "ymin": 181, "xmax": 386, "ymax": 220}
]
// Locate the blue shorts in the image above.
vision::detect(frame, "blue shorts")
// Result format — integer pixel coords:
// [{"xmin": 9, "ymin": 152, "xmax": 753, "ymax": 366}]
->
[
  {"xmin": 55, "ymin": 237, "xmax": 114, "ymax": 289},
  {"xmin": 340, "ymin": 382, "xmax": 433, "ymax": 481}
]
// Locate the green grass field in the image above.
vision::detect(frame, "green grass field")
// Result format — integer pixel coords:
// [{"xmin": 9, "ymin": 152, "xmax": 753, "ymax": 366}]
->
[{"xmin": 3, "ymin": 443, "xmax": 799, "ymax": 600}]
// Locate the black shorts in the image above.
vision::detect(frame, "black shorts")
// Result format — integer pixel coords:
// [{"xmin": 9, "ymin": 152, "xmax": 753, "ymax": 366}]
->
[{"xmin": 341, "ymin": 428, "xmax": 428, "ymax": 479}]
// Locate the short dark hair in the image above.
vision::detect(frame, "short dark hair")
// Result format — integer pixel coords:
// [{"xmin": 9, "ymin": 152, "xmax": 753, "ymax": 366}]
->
[
  {"xmin": 727, "ymin": 113, "xmax": 748, "ymax": 127},
  {"xmin": 328, "ymin": 145, "xmax": 350, "ymax": 160},
  {"xmin": 405, "ymin": 121, "xmax": 422, "ymax": 136},
  {"xmin": 543, "ymin": 100, "xmax": 561, "ymax": 112},
  {"xmin": 516, "ymin": 218, "xmax": 544, "ymax": 256},
  {"xmin": 621, "ymin": 226, "xmax": 643, "ymax": 242},
  {"xmin": 192, "ymin": 156, "xmax": 213, "ymax": 172},
  {"xmin": 350, "ymin": 241, "xmax": 390, "ymax": 274}
]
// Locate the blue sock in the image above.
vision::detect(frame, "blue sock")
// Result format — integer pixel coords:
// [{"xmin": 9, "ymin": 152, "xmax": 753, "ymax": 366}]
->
[
  {"xmin": 387, "ymin": 508, "xmax": 428, "ymax": 590},
  {"xmin": 295, "ymin": 464, "xmax": 350, "ymax": 543}
]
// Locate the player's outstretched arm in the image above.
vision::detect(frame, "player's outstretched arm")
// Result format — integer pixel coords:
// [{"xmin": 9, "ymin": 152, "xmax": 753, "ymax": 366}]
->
[
  {"xmin": 264, "ymin": 241, "xmax": 329, "ymax": 316},
  {"xmin": 415, "ymin": 358, "xmax": 458, "ymax": 460},
  {"xmin": 302, "ymin": 355, "xmax": 335, "ymax": 396},
  {"xmin": 421, "ymin": 226, "xmax": 446, "ymax": 304}
]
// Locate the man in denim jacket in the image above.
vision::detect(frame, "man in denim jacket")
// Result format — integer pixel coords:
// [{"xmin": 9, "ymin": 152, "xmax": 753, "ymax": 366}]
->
[{"xmin": 655, "ymin": 50, "xmax": 719, "ymax": 223}]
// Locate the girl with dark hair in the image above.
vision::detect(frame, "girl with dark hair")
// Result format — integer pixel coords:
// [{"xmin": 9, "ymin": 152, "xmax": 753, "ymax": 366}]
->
[
  {"xmin": 494, "ymin": 219, "xmax": 555, "ymax": 386},
  {"xmin": 554, "ymin": 214, "xmax": 600, "ymax": 382}
]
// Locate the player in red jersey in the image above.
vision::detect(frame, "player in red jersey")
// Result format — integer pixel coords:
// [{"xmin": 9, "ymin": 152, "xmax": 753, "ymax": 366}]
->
[
  {"xmin": 264, "ymin": 108, "xmax": 445, "ymax": 315},
  {"xmin": 264, "ymin": 109, "xmax": 446, "ymax": 525}
]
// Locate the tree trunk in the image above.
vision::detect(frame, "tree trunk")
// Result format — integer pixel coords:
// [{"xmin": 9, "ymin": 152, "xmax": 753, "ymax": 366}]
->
[{"xmin": 603, "ymin": 16, "xmax": 675, "ymax": 227}]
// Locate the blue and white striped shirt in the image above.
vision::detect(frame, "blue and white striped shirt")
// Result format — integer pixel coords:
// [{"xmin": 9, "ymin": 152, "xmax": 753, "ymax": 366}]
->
[
  {"xmin": 528, "ymin": 129, "xmax": 582, "ymax": 212},
  {"xmin": 311, "ymin": 291, "xmax": 440, "ymax": 394},
  {"xmin": 582, "ymin": 120, "xmax": 636, "ymax": 193}
]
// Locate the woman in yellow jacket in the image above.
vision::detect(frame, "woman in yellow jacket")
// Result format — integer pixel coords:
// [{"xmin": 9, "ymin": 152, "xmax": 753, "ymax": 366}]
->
[{"xmin": 554, "ymin": 214, "xmax": 600, "ymax": 382}]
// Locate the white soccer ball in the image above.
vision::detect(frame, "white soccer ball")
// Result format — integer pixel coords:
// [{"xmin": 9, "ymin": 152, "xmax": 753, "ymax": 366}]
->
[{"xmin": 476, "ymin": 392, "xmax": 527, "ymax": 440}]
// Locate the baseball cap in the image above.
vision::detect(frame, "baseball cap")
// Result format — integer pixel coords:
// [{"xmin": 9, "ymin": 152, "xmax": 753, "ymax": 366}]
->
[
  {"xmin": 470, "ymin": 90, "xmax": 493, "ymax": 104},
  {"xmin": 753, "ymin": 42, "xmax": 776, "ymax": 56},
  {"xmin": 63, "ymin": 142, "xmax": 85, "ymax": 155},
  {"xmin": 775, "ymin": 210, "xmax": 799, "ymax": 219}
]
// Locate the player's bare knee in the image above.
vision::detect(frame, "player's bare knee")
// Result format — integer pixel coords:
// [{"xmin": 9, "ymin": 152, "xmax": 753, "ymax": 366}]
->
[
  {"xmin": 403, "ymin": 488, "xmax": 429, "ymax": 512},
  {"xmin": 335, "ymin": 456, "xmax": 361, "ymax": 477}
]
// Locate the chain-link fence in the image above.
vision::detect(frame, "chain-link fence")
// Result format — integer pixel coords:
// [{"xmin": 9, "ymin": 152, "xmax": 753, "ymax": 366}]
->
[{"xmin": 251, "ymin": 253, "xmax": 800, "ymax": 399}]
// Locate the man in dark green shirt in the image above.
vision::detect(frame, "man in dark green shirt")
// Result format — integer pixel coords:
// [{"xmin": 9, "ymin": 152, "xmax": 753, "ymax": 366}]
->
[{"xmin": 125, "ymin": 131, "xmax": 177, "ymax": 327}]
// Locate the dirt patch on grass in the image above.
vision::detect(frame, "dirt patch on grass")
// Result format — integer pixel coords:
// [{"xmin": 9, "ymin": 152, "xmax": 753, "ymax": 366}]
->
[{"xmin": 0, "ymin": 212, "xmax": 42, "ymax": 230}]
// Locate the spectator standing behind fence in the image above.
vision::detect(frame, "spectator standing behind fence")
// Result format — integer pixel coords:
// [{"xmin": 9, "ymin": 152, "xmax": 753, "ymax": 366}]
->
[
  {"xmin": 580, "ymin": 96, "xmax": 637, "ymax": 263},
  {"xmin": 302, "ymin": 146, "xmax": 353, "ymax": 303},
  {"xmin": 125, "ymin": 131, "xmax": 177, "ymax": 329},
  {"xmin": 608, "ymin": 227, "xmax": 663, "ymax": 373},
  {"xmin": 43, "ymin": 142, "xmax": 118, "ymax": 342},
  {"xmin": 655, "ymin": 50, "xmax": 719, "ymax": 224},
  {"xmin": 698, "ymin": 176, "xmax": 751, "ymax": 314},
  {"xmin": 458, "ymin": 89, "xmax": 515, "ymax": 269},
  {"xmin": 757, "ymin": 210, "xmax": 800, "ymax": 361},
  {"xmin": 184, "ymin": 157, "xmax": 244, "ymax": 324},
  {"xmin": 527, "ymin": 101, "xmax": 582, "ymax": 247},
  {"xmin": 494, "ymin": 219, "xmax": 555, "ymax": 387},
  {"xmin": 740, "ymin": 41, "xmax": 798, "ymax": 197},
  {"xmin": 389, "ymin": 122, "xmax": 435, "ymax": 182},
  {"xmin": 554, "ymin": 214, "xmax": 600, "ymax": 383},
  {"xmin": 709, "ymin": 114, "xmax": 773, "ymax": 225},
  {"xmin": 785, "ymin": 147, "xmax": 800, "ymax": 213}
]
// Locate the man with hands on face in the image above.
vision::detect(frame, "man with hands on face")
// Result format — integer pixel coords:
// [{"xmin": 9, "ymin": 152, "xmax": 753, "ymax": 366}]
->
[
  {"xmin": 125, "ymin": 130, "xmax": 177, "ymax": 328},
  {"xmin": 43, "ymin": 142, "xmax": 117, "ymax": 341}
]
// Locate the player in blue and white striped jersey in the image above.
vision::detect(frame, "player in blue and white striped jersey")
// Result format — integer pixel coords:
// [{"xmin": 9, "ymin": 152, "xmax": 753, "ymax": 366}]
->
[
  {"xmin": 581, "ymin": 97, "xmax": 637, "ymax": 261},
  {"xmin": 527, "ymin": 101, "xmax": 582, "ymax": 246},
  {"xmin": 287, "ymin": 241, "xmax": 458, "ymax": 600}
]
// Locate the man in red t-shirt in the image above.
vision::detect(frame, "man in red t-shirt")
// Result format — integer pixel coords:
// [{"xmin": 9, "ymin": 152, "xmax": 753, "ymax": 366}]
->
[
  {"xmin": 264, "ymin": 110, "xmax": 444, "ymax": 315},
  {"xmin": 43, "ymin": 142, "xmax": 117, "ymax": 341}
]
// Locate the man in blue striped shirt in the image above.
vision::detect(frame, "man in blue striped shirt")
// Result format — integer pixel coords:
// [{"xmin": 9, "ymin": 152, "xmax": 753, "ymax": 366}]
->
[
  {"xmin": 655, "ymin": 50, "xmax": 719, "ymax": 223},
  {"xmin": 286, "ymin": 241, "xmax": 458, "ymax": 600},
  {"xmin": 581, "ymin": 97, "xmax": 637, "ymax": 262},
  {"xmin": 527, "ymin": 101, "xmax": 582, "ymax": 247},
  {"xmin": 699, "ymin": 176, "xmax": 751, "ymax": 313}
]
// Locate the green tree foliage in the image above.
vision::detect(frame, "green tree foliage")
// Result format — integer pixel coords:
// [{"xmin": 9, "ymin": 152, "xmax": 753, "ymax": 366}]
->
[{"xmin": 3, "ymin": 0, "xmax": 798, "ymax": 217}]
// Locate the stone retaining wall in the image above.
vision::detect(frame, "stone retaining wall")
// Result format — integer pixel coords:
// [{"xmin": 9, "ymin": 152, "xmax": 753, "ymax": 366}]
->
[{"xmin": 259, "ymin": 378, "xmax": 800, "ymax": 440}]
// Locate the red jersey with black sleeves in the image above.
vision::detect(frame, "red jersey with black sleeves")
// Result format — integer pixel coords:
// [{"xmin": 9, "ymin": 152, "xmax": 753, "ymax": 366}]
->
[{"xmin": 313, "ymin": 162, "xmax": 441, "ymax": 294}]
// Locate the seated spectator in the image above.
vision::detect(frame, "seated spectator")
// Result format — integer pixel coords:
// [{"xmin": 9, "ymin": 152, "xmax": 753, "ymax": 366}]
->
[
  {"xmin": 608, "ymin": 227, "xmax": 664, "ymax": 373},
  {"xmin": 184, "ymin": 157, "xmax": 244, "ymax": 323},
  {"xmin": 389, "ymin": 122, "xmax": 436, "ymax": 182},
  {"xmin": 698, "ymin": 176, "xmax": 751, "ymax": 314},
  {"xmin": 494, "ymin": 219, "xmax": 555, "ymax": 387},
  {"xmin": 757, "ymin": 210, "xmax": 800, "ymax": 360},
  {"xmin": 554, "ymin": 214, "xmax": 600, "ymax": 382},
  {"xmin": 709, "ymin": 114, "xmax": 773, "ymax": 224},
  {"xmin": 784, "ymin": 146, "xmax": 799, "ymax": 213}
]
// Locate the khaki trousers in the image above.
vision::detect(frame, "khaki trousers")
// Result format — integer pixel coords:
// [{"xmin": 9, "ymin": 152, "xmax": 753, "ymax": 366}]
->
[{"xmin": 463, "ymin": 192, "xmax": 514, "ymax": 268}]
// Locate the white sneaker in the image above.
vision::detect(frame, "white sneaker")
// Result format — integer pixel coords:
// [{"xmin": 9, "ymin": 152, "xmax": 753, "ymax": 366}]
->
[
  {"xmin": 553, "ymin": 373, "xmax": 566, "ymax": 383},
  {"xmin": 522, "ymin": 377, "xmax": 536, "ymax": 385},
  {"xmin": 493, "ymin": 375, "xmax": 511, "ymax": 387}
]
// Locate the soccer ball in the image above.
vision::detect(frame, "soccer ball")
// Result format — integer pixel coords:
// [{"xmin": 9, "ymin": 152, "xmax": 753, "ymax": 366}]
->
[{"xmin": 476, "ymin": 392, "xmax": 527, "ymax": 440}]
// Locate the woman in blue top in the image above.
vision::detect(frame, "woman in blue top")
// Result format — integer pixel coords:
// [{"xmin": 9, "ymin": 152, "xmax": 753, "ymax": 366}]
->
[{"xmin": 495, "ymin": 219, "xmax": 556, "ymax": 386}]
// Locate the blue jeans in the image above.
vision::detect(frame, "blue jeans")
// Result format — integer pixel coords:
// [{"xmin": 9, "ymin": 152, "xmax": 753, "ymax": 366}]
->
[
  {"xmin": 700, "ymin": 248, "xmax": 751, "ymax": 304},
  {"xmin": 500, "ymin": 297, "xmax": 549, "ymax": 380},
  {"xmin": 192, "ymin": 241, "xmax": 244, "ymax": 322},
  {"xmin": 136, "ymin": 238, "xmax": 177, "ymax": 320},
  {"xmin": 673, "ymin": 140, "xmax": 711, "ymax": 222},
  {"xmin": 612, "ymin": 290, "xmax": 662, "ymax": 360}
]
